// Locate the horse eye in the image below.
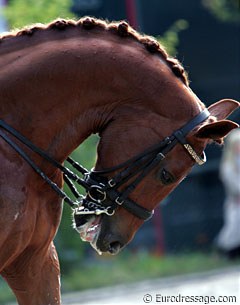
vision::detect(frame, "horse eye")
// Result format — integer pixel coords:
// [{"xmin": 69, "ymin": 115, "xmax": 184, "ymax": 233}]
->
[{"xmin": 159, "ymin": 168, "xmax": 175, "ymax": 185}]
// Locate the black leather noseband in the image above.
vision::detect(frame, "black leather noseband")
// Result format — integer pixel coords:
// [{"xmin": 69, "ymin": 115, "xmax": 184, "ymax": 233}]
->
[{"xmin": 0, "ymin": 109, "xmax": 209, "ymax": 223}]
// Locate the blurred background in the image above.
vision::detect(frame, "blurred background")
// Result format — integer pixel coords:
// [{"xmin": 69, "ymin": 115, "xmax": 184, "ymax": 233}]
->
[{"xmin": 0, "ymin": 0, "xmax": 239, "ymax": 303}]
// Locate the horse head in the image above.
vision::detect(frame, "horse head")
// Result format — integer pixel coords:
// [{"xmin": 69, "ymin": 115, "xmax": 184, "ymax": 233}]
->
[{"xmin": 75, "ymin": 98, "xmax": 239, "ymax": 255}]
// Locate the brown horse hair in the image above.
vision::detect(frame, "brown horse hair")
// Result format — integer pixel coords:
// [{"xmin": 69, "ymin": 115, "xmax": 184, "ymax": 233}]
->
[{"xmin": 0, "ymin": 17, "xmax": 189, "ymax": 86}]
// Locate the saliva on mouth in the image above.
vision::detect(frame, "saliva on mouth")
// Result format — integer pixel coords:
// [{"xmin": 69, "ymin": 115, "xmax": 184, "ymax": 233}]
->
[{"xmin": 73, "ymin": 213, "xmax": 103, "ymax": 255}]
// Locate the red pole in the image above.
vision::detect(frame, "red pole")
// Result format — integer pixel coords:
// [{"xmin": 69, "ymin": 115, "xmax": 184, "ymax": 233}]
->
[
  {"xmin": 125, "ymin": 0, "xmax": 138, "ymax": 29},
  {"xmin": 153, "ymin": 206, "xmax": 165, "ymax": 256}
]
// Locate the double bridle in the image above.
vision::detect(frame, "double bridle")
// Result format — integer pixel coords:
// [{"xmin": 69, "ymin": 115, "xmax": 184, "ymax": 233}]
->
[{"xmin": 0, "ymin": 109, "xmax": 209, "ymax": 226}]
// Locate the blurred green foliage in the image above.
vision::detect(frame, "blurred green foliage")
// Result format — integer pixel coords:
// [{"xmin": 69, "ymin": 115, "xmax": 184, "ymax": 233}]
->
[
  {"xmin": 156, "ymin": 19, "xmax": 189, "ymax": 56},
  {"xmin": 3, "ymin": 0, "xmax": 75, "ymax": 29},
  {"xmin": 202, "ymin": 0, "xmax": 240, "ymax": 24},
  {"xmin": 61, "ymin": 251, "xmax": 239, "ymax": 292}
]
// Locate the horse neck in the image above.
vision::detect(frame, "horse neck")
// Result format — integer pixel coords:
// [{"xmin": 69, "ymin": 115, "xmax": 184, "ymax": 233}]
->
[
  {"xmin": 0, "ymin": 30, "xmax": 120, "ymax": 160},
  {"xmin": 0, "ymin": 28, "xmax": 203, "ymax": 163}
]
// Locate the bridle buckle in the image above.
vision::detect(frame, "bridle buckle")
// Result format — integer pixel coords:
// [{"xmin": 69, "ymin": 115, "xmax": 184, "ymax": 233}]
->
[
  {"xmin": 115, "ymin": 197, "xmax": 124, "ymax": 205},
  {"xmin": 108, "ymin": 179, "xmax": 116, "ymax": 187}
]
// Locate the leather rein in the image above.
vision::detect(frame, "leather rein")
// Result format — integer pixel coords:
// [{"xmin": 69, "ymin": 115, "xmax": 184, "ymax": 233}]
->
[{"xmin": 0, "ymin": 109, "xmax": 209, "ymax": 224}]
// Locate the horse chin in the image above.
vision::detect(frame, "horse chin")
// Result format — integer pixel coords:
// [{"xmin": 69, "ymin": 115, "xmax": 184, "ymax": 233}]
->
[{"xmin": 76, "ymin": 215, "xmax": 103, "ymax": 255}]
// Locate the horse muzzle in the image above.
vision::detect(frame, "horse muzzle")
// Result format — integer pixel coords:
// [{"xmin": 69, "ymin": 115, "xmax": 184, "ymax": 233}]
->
[
  {"xmin": 74, "ymin": 212, "xmax": 127, "ymax": 255},
  {"xmin": 96, "ymin": 230, "xmax": 125, "ymax": 255}
]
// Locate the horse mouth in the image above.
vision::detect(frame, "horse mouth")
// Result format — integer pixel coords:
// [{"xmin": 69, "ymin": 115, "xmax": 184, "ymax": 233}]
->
[
  {"xmin": 74, "ymin": 213, "xmax": 125, "ymax": 255},
  {"xmin": 76, "ymin": 216, "xmax": 103, "ymax": 255}
]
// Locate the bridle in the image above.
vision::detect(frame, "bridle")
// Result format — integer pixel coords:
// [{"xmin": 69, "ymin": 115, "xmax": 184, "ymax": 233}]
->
[{"xmin": 0, "ymin": 108, "xmax": 209, "ymax": 226}]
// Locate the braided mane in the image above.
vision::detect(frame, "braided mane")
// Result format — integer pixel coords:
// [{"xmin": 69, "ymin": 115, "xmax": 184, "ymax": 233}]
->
[{"xmin": 0, "ymin": 17, "xmax": 189, "ymax": 86}]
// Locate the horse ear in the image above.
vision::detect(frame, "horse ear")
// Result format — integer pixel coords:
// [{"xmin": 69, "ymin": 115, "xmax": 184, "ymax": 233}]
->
[
  {"xmin": 195, "ymin": 98, "xmax": 239, "ymax": 143},
  {"xmin": 195, "ymin": 120, "xmax": 239, "ymax": 144},
  {"xmin": 207, "ymin": 99, "xmax": 239, "ymax": 120}
]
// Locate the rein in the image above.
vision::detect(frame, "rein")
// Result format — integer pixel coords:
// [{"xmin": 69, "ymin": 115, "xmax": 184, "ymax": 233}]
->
[{"xmin": 0, "ymin": 109, "xmax": 209, "ymax": 224}]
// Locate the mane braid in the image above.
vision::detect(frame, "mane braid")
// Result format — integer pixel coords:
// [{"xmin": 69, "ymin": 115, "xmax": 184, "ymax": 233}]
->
[{"xmin": 0, "ymin": 17, "xmax": 189, "ymax": 86}]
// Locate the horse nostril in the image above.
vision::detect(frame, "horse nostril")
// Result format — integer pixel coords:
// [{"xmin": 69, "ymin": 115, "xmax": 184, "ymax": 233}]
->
[{"xmin": 108, "ymin": 241, "xmax": 122, "ymax": 255}]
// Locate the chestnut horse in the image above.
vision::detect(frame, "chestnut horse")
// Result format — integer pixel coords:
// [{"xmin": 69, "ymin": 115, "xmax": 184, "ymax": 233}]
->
[{"xmin": 0, "ymin": 17, "xmax": 239, "ymax": 304}]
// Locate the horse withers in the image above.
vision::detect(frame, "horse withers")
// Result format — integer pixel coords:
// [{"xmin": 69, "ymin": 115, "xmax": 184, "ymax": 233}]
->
[{"xmin": 0, "ymin": 17, "xmax": 239, "ymax": 305}]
